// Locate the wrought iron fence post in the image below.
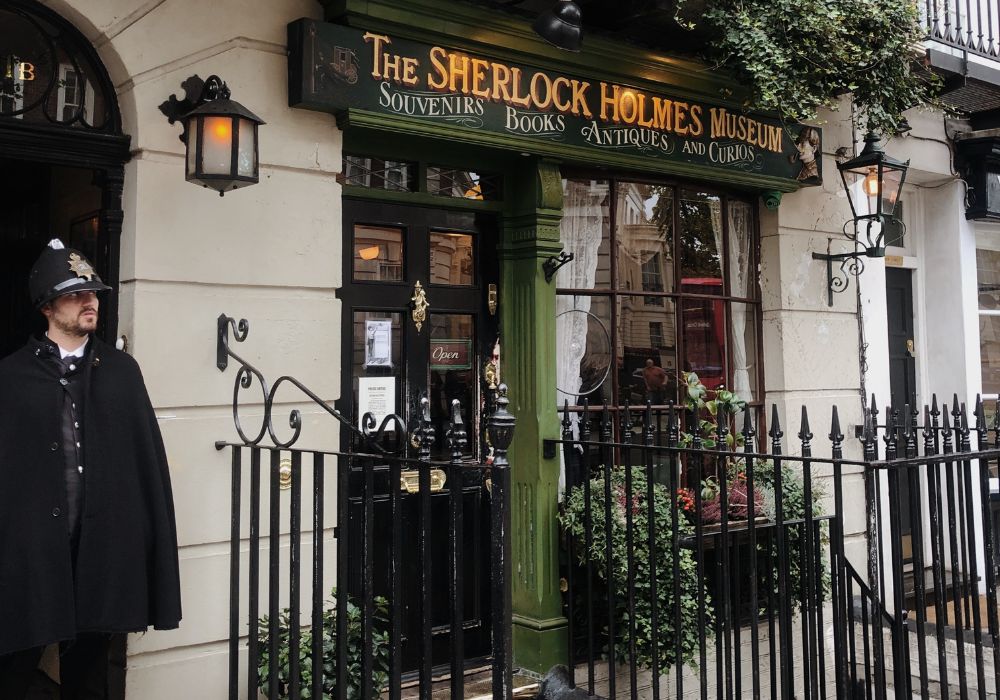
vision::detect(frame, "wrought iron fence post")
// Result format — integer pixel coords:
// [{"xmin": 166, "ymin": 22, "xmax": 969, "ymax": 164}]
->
[{"xmin": 488, "ymin": 384, "xmax": 515, "ymax": 700}]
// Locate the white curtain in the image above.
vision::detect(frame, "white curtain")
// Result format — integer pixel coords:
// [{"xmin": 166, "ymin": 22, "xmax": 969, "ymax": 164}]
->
[
  {"xmin": 556, "ymin": 180, "xmax": 606, "ymax": 403},
  {"xmin": 556, "ymin": 180, "xmax": 607, "ymax": 499},
  {"xmin": 728, "ymin": 201, "xmax": 754, "ymax": 403}
]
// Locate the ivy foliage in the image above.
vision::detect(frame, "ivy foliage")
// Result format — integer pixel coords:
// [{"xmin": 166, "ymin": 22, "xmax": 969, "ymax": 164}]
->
[{"xmin": 680, "ymin": 0, "xmax": 941, "ymax": 134}]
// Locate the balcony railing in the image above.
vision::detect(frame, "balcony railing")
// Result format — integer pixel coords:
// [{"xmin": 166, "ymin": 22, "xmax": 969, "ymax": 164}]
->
[{"xmin": 925, "ymin": 0, "xmax": 1000, "ymax": 59}]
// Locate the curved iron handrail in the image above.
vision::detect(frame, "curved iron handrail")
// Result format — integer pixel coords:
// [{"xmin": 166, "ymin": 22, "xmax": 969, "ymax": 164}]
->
[{"xmin": 216, "ymin": 313, "xmax": 406, "ymax": 452}]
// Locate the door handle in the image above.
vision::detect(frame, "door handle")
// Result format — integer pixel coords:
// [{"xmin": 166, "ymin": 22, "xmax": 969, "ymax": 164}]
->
[
  {"xmin": 410, "ymin": 280, "xmax": 429, "ymax": 332},
  {"xmin": 906, "ymin": 339, "xmax": 915, "ymax": 356},
  {"xmin": 400, "ymin": 468, "xmax": 447, "ymax": 493}
]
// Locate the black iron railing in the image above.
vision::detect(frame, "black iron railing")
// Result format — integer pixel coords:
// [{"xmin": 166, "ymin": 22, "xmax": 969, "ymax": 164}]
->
[
  {"xmin": 924, "ymin": 0, "xmax": 1000, "ymax": 59},
  {"xmin": 552, "ymin": 395, "xmax": 1000, "ymax": 699},
  {"xmin": 214, "ymin": 315, "xmax": 514, "ymax": 700}
]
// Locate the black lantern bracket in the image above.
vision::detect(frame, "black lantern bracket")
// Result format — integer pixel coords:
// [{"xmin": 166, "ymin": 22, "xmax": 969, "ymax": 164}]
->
[
  {"xmin": 543, "ymin": 250, "xmax": 574, "ymax": 282},
  {"xmin": 812, "ymin": 238, "xmax": 867, "ymax": 306},
  {"xmin": 158, "ymin": 74, "xmax": 229, "ymax": 141}
]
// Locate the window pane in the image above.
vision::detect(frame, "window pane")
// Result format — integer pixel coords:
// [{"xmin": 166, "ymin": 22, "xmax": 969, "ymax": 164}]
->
[
  {"xmin": 556, "ymin": 294, "xmax": 613, "ymax": 405},
  {"xmin": 429, "ymin": 313, "xmax": 476, "ymax": 458},
  {"xmin": 681, "ymin": 297, "xmax": 726, "ymax": 390},
  {"xmin": 343, "ymin": 155, "xmax": 416, "ymax": 192},
  {"xmin": 430, "ymin": 232, "xmax": 474, "ymax": 285},
  {"xmin": 556, "ymin": 179, "xmax": 611, "ymax": 289},
  {"xmin": 616, "ymin": 183, "xmax": 673, "ymax": 299},
  {"xmin": 427, "ymin": 166, "xmax": 501, "ymax": 201},
  {"xmin": 982, "ymin": 314, "xmax": 1000, "ymax": 395},
  {"xmin": 729, "ymin": 302, "xmax": 759, "ymax": 403},
  {"xmin": 727, "ymin": 199, "xmax": 755, "ymax": 300},
  {"xmin": 617, "ymin": 295, "xmax": 678, "ymax": 406},
  {"xmin": 680, "ymin": 191, "xmax": 723, "ymax": 295},
  {"xmin": 978, "ymin": 247, "xmax": 1000, "ymax": 310},
  {"xmin": 354, "ymin": 224, "xmax": 404, "ymax": 282}
]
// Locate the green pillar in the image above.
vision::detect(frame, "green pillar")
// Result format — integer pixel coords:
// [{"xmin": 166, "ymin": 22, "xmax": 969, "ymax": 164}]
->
[{"xmin": 500, "ymin": 158, "xmax": 567, "ymax": 674}]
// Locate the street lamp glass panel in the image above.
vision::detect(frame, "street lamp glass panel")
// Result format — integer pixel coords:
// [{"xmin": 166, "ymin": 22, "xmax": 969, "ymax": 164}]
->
[
  {"xmin": 237, "ymin": 117, "xmax": 255, "ymax": 177},
  {"xmin": 186, "ymin": 120, "xmax": 198, "ymax": 177},
  {"xmin": 877, "ymin": 166, "xmax": 904, "ymax": 219},
  {"xmin": 201, "ymin": 115, "xmax": 233, "ymax": 175}
]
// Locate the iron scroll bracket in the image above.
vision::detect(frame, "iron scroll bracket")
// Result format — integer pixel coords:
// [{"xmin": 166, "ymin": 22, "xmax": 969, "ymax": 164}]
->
[
  {"xmin": 812, "ymin": 239, "xmax": 866, "ymax": 307},
  {"xmin": 215, "ymin": 312, "xmax": 405, "ymax": 451},
  {"xmin": 542, "ymin": 250, "xmax": 574, "ymax": 283}
]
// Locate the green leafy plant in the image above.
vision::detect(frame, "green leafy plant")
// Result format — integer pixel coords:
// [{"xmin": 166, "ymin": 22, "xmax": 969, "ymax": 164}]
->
[
  {"xmin": 677, "ymin": 0, "xmax": 942, "ymax": 135},
  {"xmin": 561, "ymin": 468, "xmax": 711, "ymax": 670},
  {"xmin": 256, "ymin": 589, "xmax": 390, "ymax": 699}
]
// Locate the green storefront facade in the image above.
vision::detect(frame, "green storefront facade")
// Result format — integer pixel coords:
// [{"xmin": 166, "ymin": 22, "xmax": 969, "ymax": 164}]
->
[{"xmin": 300, "ymin": 0, "xmax": 820, "ymax": 674}]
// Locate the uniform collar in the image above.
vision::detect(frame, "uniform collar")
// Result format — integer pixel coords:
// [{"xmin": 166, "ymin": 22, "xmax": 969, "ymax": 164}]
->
[{"xmin": 30, "ymin": 334, "xmax": 96, "ymax": 362}]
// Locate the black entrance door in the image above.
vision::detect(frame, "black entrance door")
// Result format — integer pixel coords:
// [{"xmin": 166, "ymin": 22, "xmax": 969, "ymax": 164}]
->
[
  {"xmin": 886, "ymin": 266, "xmax": 917, "ymax": 562},
  {"xmin": 338, "ymin": 199, "xmax": 499, "ymax": 671}
]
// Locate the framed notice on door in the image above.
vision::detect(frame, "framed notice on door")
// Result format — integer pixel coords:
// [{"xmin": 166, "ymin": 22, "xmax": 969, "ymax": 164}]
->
[
  {"xmin": 364, "ymin": 319, "xmax": 392, "ymax": 368},
  {"xmin": 357, "ymin": 376, "xmax": 396, "ymax": 431}
]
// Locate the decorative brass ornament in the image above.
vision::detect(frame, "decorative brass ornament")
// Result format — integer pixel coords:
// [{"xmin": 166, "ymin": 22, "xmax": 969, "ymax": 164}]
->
[
  {"xmin": 488, "ymin": 283, "xmax": 497, "ymax": 316},
  {"xmin": 410, "ymin": 280, "xmax": 429, "ymax": 332},
  {"xmin": 484, "ymin": 360, "xmax": 498, "ymax": 390},
  {"xmin": 400, "ymin": 468, "xmax": 447, "ymax": 493},
  {"xmin": 278, "ymin": 458, "xmax": 293, "ymax": 490},
  {"xmin": 68, "ymin": 253, "xmax": 96, "ymax": 281}
]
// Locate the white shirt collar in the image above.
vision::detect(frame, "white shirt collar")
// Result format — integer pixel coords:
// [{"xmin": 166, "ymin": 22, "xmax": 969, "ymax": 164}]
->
[{"xmin": 56, "ymin": 337, "xmax": 89, "ymax": 359}]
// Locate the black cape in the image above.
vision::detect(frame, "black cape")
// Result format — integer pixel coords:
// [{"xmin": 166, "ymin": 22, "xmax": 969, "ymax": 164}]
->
[{"xmin": 0, "ymin": 336, "xmax": 182, "ymax": 655}]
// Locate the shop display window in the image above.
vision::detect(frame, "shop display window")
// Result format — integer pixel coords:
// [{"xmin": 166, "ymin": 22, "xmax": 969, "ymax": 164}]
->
[{"xmin": 555, "ymin": 178, "xmax": 762, "ymax": 432}]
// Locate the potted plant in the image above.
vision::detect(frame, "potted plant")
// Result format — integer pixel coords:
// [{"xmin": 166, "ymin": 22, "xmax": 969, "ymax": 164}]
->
[{"xmin": 256, "ymin": 588, "xmax": 390, "ymax": 699}]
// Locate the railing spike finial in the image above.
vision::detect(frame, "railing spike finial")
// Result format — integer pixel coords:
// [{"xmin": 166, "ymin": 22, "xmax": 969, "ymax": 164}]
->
[
  {"xmin": 829, "ymin": 405, "xmax": 843, "ymax": 445},
  {"xmin": 486, "ymin": 383, "xmax": 515, "ymax": 454},
  {"xmin": 952, "ymin": 393, "xmax": 961, "ymax": 421},
  {"xmin": 923, "ymin": 405, "xmax": 935, "ymax": 448},
  {"xmin": 975, "ymin": 394, "xmax": 986, "ymax": 436},
  {"xmin": 883, "ymin": 405, "xmax": 898, "ymax": 452},
  {"xmin": 600, "ymin": 399, "xmax": 612, "ymax": 441},
  {"xmin": 643, "ymin": 400, "xmax": 655, "ymax": 446},
  {"xmin": 768, "ymin": 404, "xmax": 783, "ymax": 440},
  {"xmin": 666, "ymin": 400, "xmax": 679, "ymax": 446},
  {"xmin": 561, "ymin": 400, "xmax": 572, "ymax": 438},
  {"xmin": 931, "ymin": 393, "xmax": 940, "ymax": 419},
  {"xmin": 414, "ymin": 392, "xmax": 435, "ymax": 460},
  {"xmin": 621, "ymin": 400, "xmax": 632, "ymax": 444},
  {"xmin": 716, "ymin": 402, "xmax": 729, "ymax": 443},
  {"xmin": 798, "ymin": 405, "xmax": 813, "ymax": 443},
  {"xmin": 446, "ymin": 398, "xmax": 468, "ymax": 461},
  {"xmin": 580, "ymin": 398, "xmax": 591, "ymax": 439},
  {"xmin": 742, "ymin": 407, "xmax": 756, "ymax": 442}
]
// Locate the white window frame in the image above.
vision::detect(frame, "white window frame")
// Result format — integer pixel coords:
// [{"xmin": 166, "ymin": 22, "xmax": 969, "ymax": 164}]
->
[
  {"xmin": 58, "ymin": 63, "xmax": 93, "ymax": 123},
  {"xmin": 1, "ymin": 55, "xmax": 25, "ymax": 118}
]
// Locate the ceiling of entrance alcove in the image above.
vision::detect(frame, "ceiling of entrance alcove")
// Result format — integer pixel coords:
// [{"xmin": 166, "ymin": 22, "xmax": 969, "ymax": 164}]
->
[{"xmin": 461, "ymin": 0, "xmax": 711, "ymax": 56}]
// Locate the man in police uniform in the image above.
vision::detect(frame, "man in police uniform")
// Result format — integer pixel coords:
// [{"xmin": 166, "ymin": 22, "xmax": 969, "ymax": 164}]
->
[{"xmin": 0, "ymin": 240, "xmax": 182, "ymax": 699}]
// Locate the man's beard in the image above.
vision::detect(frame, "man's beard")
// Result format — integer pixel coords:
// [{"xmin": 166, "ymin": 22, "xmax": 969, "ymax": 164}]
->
[{"xmin": 53, "ymin": 311, "xmax": 97, "ymax": 338}]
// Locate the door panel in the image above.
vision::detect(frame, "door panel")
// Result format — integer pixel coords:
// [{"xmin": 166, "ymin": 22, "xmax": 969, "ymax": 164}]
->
[
  {"xmin": 340, "ymin": 199, "xmax": 498, "ymax": 671},
  {"xmin": 886, "ymin": 267, "xmax": 917, "ymax": 562}
]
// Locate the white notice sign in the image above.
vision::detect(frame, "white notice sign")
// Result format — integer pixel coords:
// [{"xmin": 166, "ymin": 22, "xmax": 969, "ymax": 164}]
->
[
  {"xmin": 364, "ymin": 319, "xmax": 392, "ymax": 368},
  {"xmin": 357, "ymin": 377, "xmax": 396, "ymax": 432}
]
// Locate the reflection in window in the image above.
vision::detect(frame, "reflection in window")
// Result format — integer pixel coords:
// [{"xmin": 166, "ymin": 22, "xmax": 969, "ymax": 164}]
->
[
  {"xmin": 430, "ymin": 232, "xmax": 474, "ymax": 285},
  {"xmin": 58, "ymin": 64, "xmax": 92, "ymax": 122},
  {"xmin": 353, "ymin": 224, "xmax": 403, "ymax": 282},
  {"xmin": 427, "ymin": 166, "xmax": 502, "ymax": 201},
  {"xmin": 680, "ymin": 191, "xmax": 724, "ymax": 293}
]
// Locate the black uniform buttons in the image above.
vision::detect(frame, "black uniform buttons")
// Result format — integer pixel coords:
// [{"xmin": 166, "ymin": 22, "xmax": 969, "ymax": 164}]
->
[
  {"xmin": 50, "ymin": 442, "xmax": 59, "ymax": 451},
  {"xmin": 51, "ymin": 507, "xmax": 61, "ymax": 517}
]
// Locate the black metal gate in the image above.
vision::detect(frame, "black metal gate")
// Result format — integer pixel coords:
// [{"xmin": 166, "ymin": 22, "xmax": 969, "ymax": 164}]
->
[
  {"xmin": 552, "ymin": 395, "xmax": 1000, "ymax": 699},
  {"xmin": 215, "ymin": 315, "xmax": 514, "ymax": 700}
]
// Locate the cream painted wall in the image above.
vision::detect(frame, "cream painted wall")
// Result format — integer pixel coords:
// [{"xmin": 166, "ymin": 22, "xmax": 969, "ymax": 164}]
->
[{"xmin": 39, "ymin": 1, "xmax": 344, "ymax": 697}]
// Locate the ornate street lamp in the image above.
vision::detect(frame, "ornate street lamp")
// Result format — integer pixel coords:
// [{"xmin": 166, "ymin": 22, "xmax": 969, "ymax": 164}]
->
[
  {"xmin": 812, "ymin": 131, "xmax": 910, "ymax": 305},
  {"xmin": 532, "ymin": 0, "xmax": 583, "ymax": 52},
  {"xmin": 159, "ymin": 75, "xmax": 265, "ymax": 196}
]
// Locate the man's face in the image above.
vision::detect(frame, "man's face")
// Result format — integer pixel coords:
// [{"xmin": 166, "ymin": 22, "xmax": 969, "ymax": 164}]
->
[{"xmin": 43, "ymin": 291, "xmax": 99, "ymax": 337}]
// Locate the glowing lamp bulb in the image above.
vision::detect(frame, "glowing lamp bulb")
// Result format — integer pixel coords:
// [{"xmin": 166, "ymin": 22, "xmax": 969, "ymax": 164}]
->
[
  {"xmin": 359, "ymin": 245, "xmax": 380, "ymax": 261},
  {"xmin": 205, "ymin": 117, "xmax": 231, "ymax": 142},
  {"xmin": 863, "ymin": 167, "xmax": 879, "ymax": 197}
]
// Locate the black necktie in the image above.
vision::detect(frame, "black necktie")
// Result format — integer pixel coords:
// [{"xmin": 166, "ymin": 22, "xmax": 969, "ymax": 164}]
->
[{"xmin": 62, "ymin": 355, "xmax": 81, "ymax": 372}]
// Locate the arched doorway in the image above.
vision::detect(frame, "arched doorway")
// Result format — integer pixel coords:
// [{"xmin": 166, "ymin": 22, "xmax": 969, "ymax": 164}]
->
[{"xmin": 0, "ymin": 0, "xmax": 129, "ymax": 358}]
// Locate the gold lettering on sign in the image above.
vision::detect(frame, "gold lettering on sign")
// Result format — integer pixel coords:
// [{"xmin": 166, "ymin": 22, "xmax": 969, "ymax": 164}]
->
[
  {"xmin": 884, "ymin": 255, "xmax": 904, "ymax": 267},
  {"xmin": 17, "ymin": 62, "xmax": 35, "ymax": 81},
  {"xmin": 709, "ymin": 107, "xmax": 783, "ymax": 153}
]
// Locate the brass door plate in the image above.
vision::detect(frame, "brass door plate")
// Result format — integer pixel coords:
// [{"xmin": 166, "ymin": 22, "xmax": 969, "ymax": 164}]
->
[{"xmin": 400, "ymin": 468, "xmax": 447, "ymax": 493}]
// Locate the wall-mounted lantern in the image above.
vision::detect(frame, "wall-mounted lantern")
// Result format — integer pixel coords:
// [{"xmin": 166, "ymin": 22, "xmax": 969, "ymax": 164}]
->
[
  {"xmin": 812, "ymin": 131, "xmax": 909, "ymax": 305},
  {"xmin": 158, "ymin": 75, "xmax": 265, "ymax": 196},
  {"xmin": 532, "ymin": 0, "xmax": 583, "ymax": 52}
]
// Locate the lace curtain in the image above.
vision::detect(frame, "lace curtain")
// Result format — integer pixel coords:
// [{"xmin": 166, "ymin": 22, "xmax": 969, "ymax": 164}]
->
[{"xmin": 728, "ymin": 200, "xmax": 754, "ymax": 403}]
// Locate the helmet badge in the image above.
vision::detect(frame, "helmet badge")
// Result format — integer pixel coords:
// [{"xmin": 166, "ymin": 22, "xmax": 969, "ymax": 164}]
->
[{"xmin": 68, "ymin": 253, "xmax": 96, "ymax": 281}]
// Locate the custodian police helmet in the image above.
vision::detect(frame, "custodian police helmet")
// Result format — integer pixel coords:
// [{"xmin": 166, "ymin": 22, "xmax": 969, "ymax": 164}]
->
[{"xmin": 29, "ymin": 239, "xmax": 112, "ymax": 308}]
